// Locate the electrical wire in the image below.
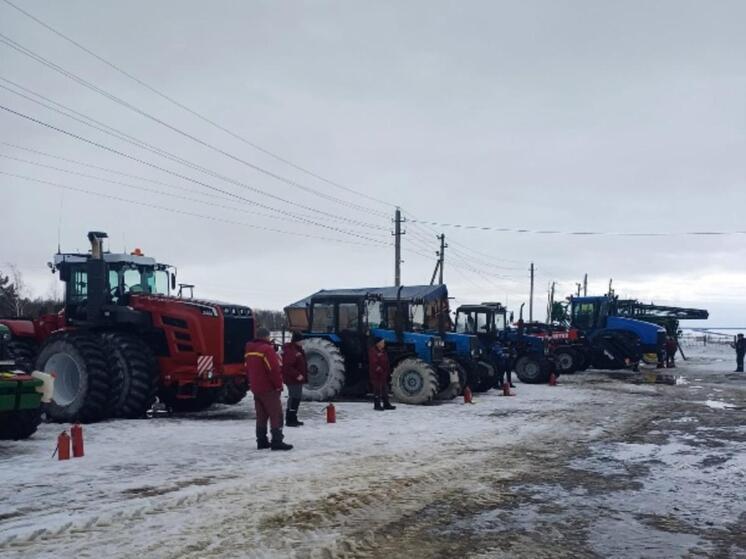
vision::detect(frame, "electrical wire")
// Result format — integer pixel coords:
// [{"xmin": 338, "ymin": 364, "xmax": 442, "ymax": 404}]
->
[
  {"xmin": 0, "ymin": 170, "xmax": 392, "ymax": 249},
  {"xmin": 1, "ymin": 0, "xmax": 395, "ymax": 211},
  {"xmin": 0, "ymin": 103, "xmax": 390, "ymax": 245},
  {"xmin": 0, "ymin": 77, "xmax": 388, "ymax": 232},
  {"xmin": 0, "ymin": 31, "xmax": 390, "ymax": 219}
]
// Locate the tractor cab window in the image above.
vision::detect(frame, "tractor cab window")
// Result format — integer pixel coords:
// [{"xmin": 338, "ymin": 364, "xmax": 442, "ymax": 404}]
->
[
  {"xmin": 123, "ymin": 268, "xmax": 144, "ymax": 294},
  {"xmin": 311, "ymin": 303, "xmax": 334, "ymax": 333},
  {"xmin": 455, "ymin": 311, "xmax": 475, "ymax": 333},
  {"xmin": 338, "ymin": 303, "xmax": 360, "ymax": 332},
  {"xmin": 474, "ymin": 311, "xmax": 491, "ymax": 333},
  {"xmin": 494, "ymin": 312, "xmax": 506, "ymax": 332},
  {"xmin": 410, "ymin": 304, "xmax": 425, "ymax": 331},
  {"xmin": 366, "ymin": 300, "xmax": 383, "ymax": 328},
  {"xmin": 144, "ymin": 269, "xmax": 170, "ymax": 295},
  {"xmin": 69, "ymin": 267, "xmax": 88, "ymax": 302},
  {"xmin": 573, "ymin": 302, "xmax": 597, "ymax": 330}
]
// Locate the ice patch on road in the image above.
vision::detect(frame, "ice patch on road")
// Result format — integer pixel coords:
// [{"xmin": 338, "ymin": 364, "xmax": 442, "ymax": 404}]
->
[{"xmin": 704, "ymin": 399, "xmax": 735, "ymax": 409}]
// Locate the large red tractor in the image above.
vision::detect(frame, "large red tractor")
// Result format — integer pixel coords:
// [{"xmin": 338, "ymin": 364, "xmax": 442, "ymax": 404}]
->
[{"xmin": 0, "ymin": 231, "xmax": 254, "ymax": 422}]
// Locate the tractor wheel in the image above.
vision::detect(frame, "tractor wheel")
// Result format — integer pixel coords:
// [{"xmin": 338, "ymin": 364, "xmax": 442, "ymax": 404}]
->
[
  {"xmin": 0, "ymin": 409, "xmax": 43, "ymax": 440},
  {"xmin": 576, "ymin": 348, "xmax": 591, "ymax": 371},
  {"xmin": 35, "ymin": 332, "xmax": 111, "ymax": 423},
  {"xmin": 473, "ymin": 360, "xmax": 497, "ymax": 392},
  {"xmin": 162, "ymin": 388, "xmax": 219, "ymax": 413},
  {"xmin": 436, "ymin": 357, "xmax": 463, "ymax": 400},
  {"xmin": 300, "ymin": 338, "xmax": 346, "ymax": 401},
  {"xmin": 102, "ymin": 332, "xmax": 159, "ymax": 419},
  {"xmin": 218, "ymin": 377, "xmax": 248, "ymax": 405},
  {"xmin": 514, "ymin": 355, "xmax": 550, "ymax": 384},
  {"xmin": 554, "ymin": 348, "xmax": 578, "ymax": 375},
  {"xmin": 6, "ymin": 338, "xmax": 36, "ymax": 372},
  {"xmin": 391, "ymin": 358, "xmax": 439, "ymax": 405}
]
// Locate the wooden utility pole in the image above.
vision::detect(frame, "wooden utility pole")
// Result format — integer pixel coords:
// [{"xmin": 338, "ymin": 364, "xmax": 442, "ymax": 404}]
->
[
  {"xmin": 429, "ymin": 234, "xmax": 447, "ymax": 285},
  {"xmin": 529, "ymin": 262, "xmax": 535, "ymax": 322},
  {"xmin": 548, "ymin": 281, "xmax": 556, "ymax": 322},
  {"xmin": 576, "ymin": 282, "xmax": 582, "ymax": 296},
  {"xmin": 393, "ymin": 207, "xmax": 405, "ymax": 286},
  {"xmin": 583, "ymin": 273, "xmax": 588, "ymax": 296}
]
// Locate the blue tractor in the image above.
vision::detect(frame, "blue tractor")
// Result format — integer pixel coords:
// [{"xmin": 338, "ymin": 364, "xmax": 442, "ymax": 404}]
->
[
  {"xmin": 455, "ymin": 302, "xmax": 554, "ymax": 384},
  {"xmin": 569, "ymin": 295, "xmax": 667, "ymax": 370},
  {"xmin": 376, "ymin": 286, "xmax": 492, "ymax": 395},
  {"xmin": 284, "ymin": 286, "xmax": 460, "ymax": 405}
]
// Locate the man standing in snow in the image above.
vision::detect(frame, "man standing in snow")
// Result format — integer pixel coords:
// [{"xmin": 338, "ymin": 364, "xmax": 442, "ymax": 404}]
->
[
  {"xmin": 245, "ymin": 327, "xmax": 292, "ymax": 451},
  {"xmin": 282, "ymin": 331, "xmax": 308, "ymax": 427},
  {"xmin": 731, "ymin": 333, "xmax": 745, "ymax": 373},
  {"xmin": 368, "ymin": 337, "xmax": 396, "ymax": 411}
]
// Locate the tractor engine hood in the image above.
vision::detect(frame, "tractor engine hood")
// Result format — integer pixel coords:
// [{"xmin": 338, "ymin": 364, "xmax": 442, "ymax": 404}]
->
[{"xmin": 130, "ymin": 294, "xmax": 253, "ymax": 318}]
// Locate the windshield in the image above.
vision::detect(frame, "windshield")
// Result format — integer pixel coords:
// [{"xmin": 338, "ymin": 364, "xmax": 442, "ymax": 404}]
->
[{"xmin": 111, "ymin": 265, "xmax": 170, "ymax": 296}]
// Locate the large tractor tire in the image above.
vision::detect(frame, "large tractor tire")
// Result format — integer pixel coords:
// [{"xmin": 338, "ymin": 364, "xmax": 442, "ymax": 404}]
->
[
  {"xmin": 6, "ymin": 339, "xmax": 36, "ymax": 372},
  {"xmin": 218, "ymin": 377, "xmax": 248, "ymax": 405},
  {"xmin": 515, "ymin": 355, "xmax": 550, "ymax": 384},
  {"xmin": 300, "ymin": 338, "xmax": 346, "ymax": 401},
  {"xmin": 391, "ymin": 358, "xmax": 439, "ymax": 405},
  {"xmin": 35, "ymin": 332, "xmax": 111, "ymax": 423},
  {"xmin": 0, "ymin": 409, "xmax": 42, "ymax": 440},
  {"xmin": 554, "ymin": 347, "xmax": 578, "ymax": 375},
  {"xmin": 474, "ymin": 360, "xmax": 498, "ymax": 392},
  {"xmin": 436, "ymin": 357, "xmax": 463, "ymax": 400},
  {"xmin": 102, "ymin": 332, "xmax": 159, "ymax": 419}
]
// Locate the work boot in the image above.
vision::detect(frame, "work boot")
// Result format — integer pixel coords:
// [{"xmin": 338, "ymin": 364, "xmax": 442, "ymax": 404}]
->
[
  {"xmin": 270, "ymin": 428, "xmax": 293, "ymax": 451},
  {"xmin": 382, "ymin": 394, "xmax": 397, "ymax": 410},
  {"xmin": 373, "ymin": 397, "xmax": 384, "ymax": 411},
  {"xmin": 291, "ymin": 398, "xmax": 304, "ymax": 426},
  {"xmin": 285, "ymin": 410, "xmax": 302, "ymax": 427},
  {"xmin": 256, "ymin": 426, "xmax": 270, "ymax": 450}
]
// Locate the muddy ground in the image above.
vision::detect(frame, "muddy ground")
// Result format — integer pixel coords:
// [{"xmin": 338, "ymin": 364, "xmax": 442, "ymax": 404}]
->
[{"xmin": 1, "ymin": 347, "xmax": 744, "ymax": 558}]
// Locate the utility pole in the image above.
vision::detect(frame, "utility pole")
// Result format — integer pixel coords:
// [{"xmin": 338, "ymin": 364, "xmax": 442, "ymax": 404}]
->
[
  {"xmin": 393, "ymin": 207, "xmax": 405, "ymax": 286},
  {"xmin": 437, "ymin": 234, "xmax": 446, "ymax": 284},
  {"xmin": 576, "ymin": 282, "xmax": 582, "ymax": 296},
  {"xmin": 529, "ymin": 262, "xmax": 535, "ymax": 322},
  {"xmin": 608, "ymin": 278, "xmax": 614, "ymax": 296},
  {"xmin": 583, "ymin": 273, "xmax": 588, "ymax": 296},
  {"xmin": 429, "ymin": 234, "xmax": 447, "ymax": 285},
  {"xmin": 548, "ymin": 281, "xmax": 556, "ymax": 322}
]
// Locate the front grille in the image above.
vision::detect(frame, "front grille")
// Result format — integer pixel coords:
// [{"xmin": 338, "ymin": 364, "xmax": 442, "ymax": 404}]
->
[
  {"xmin": 432, "ymin": 344, "xmax": 444, "ymax": 362},
  {"xmin": 224, "ymin": 315, "xmax": 254, "ymax": 364}
]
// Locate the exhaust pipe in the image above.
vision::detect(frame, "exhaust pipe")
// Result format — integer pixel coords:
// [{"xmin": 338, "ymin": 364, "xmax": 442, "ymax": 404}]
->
[{"xmin": 87, "ymin": 231, "xmax": 108, "ymax": 259}]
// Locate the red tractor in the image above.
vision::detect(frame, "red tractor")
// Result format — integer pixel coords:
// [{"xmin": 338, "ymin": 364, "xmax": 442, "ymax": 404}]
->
[{"xmin": 0, "ymin": 231, "xmax": 254, "ymax": 422}]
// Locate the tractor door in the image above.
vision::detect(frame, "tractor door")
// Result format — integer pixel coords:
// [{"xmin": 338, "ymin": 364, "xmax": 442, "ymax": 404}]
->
[
  {"xmin": 61, "ymin": 264, "xmax": 89, "ymax": 324},
  {"xmin": 337, "ymin": 302, "xmax": 364, "ymax": 364}
]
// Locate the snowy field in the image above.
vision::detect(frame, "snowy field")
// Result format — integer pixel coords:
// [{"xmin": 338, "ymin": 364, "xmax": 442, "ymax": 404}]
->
[{"xmin": 1, "ymin": 343, "xmax": 745, "ymax": 558}]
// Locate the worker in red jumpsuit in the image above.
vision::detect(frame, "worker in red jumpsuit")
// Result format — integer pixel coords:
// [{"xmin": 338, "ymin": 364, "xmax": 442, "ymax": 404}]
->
[
  {"xmin": 244, "ymin": 327, "xmax": 292, "ymax": 451},
  {"xmin": 282, "ymin": 331, "xmax": 308, "ymax": 427},
  {"xmin": 368, "ymin": 337, "xmax": 396, "ymax": 411}
]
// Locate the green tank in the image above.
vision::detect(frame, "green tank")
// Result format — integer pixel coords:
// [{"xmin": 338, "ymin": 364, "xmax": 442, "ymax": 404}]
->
[{"xmin": 0, "ymin": 324, "xmax": 43, "ymax": 440}]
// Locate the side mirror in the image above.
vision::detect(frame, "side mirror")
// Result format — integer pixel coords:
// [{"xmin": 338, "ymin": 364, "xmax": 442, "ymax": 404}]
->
[{"xmin": 171, "ymin": 273, "xmax": 176, "ymax": 290}]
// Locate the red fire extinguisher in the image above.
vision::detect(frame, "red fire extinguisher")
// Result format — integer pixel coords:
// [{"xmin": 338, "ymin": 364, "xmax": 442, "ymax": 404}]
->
[
  {"xmin": 71, "ymin": 423, "xmax": 85, "ymax": 458},
  {"xmin": 56, "ymin": 431, "xmax": 71, "ymax": 461},
  {"xmin": 326, "ymin": 402, "xmax": 336, "ymax": 423}
]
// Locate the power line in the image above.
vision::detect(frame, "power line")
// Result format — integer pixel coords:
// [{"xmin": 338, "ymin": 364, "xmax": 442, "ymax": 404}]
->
[
  {"xmin": 406, "ymin": 218, "xmax": 746, "ymax": 237},
  {"xmin": 0, "ymin": 31, "xmax": 390, "ymax": 219},
  {"xmin": 0, "ymin": 103, "xmax": 388, "ymax": 245},
  {"xmin": 0, "ymin": 76, "xmax": 388, "ymax": 232},
  {"xmin": 0, "ymin": 170, "xmax": 391, "ymax": 249},
  {"xmin": 1, "ymin": 0, "xmax": 395, "ymax": 210}
]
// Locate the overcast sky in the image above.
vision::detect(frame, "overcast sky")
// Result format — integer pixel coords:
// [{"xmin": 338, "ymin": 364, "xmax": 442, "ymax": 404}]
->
[{"xmin": 2, "ymin": 0, "xmax": 744, "ymax": 326}]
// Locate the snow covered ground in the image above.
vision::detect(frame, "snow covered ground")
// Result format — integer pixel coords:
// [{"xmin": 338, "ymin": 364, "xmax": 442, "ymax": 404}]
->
[{"xmin": 1, "ymin": 343, "xmax": 744, "ymax": 558}]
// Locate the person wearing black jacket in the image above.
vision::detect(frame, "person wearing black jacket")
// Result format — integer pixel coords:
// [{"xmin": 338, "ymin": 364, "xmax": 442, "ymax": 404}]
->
[{"xmin": 731, "ymin": 333, "xmax": 745, "ymax": 373}]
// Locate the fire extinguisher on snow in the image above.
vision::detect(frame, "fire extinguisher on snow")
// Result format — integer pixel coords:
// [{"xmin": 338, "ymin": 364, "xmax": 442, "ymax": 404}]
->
[{"xmin": 326, "ymin": 402, "xmax": 336, "ymax": 423}]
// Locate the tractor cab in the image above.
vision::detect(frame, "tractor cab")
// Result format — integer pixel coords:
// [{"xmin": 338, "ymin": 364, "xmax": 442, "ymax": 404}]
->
[
  {"xmin": 285, "ymin": 286, "xmax": 458, "ymax": 404},
  {"xmin": 455, "ymin": 303, "xmax": 508, "ymax": 338},
  {"xmin": 569, "ymin": 296, "xmax": 612, "ymax": 331},
  {"xmin": 53, "ymin": 243, "xmax": 176, "ymax": 326}
]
